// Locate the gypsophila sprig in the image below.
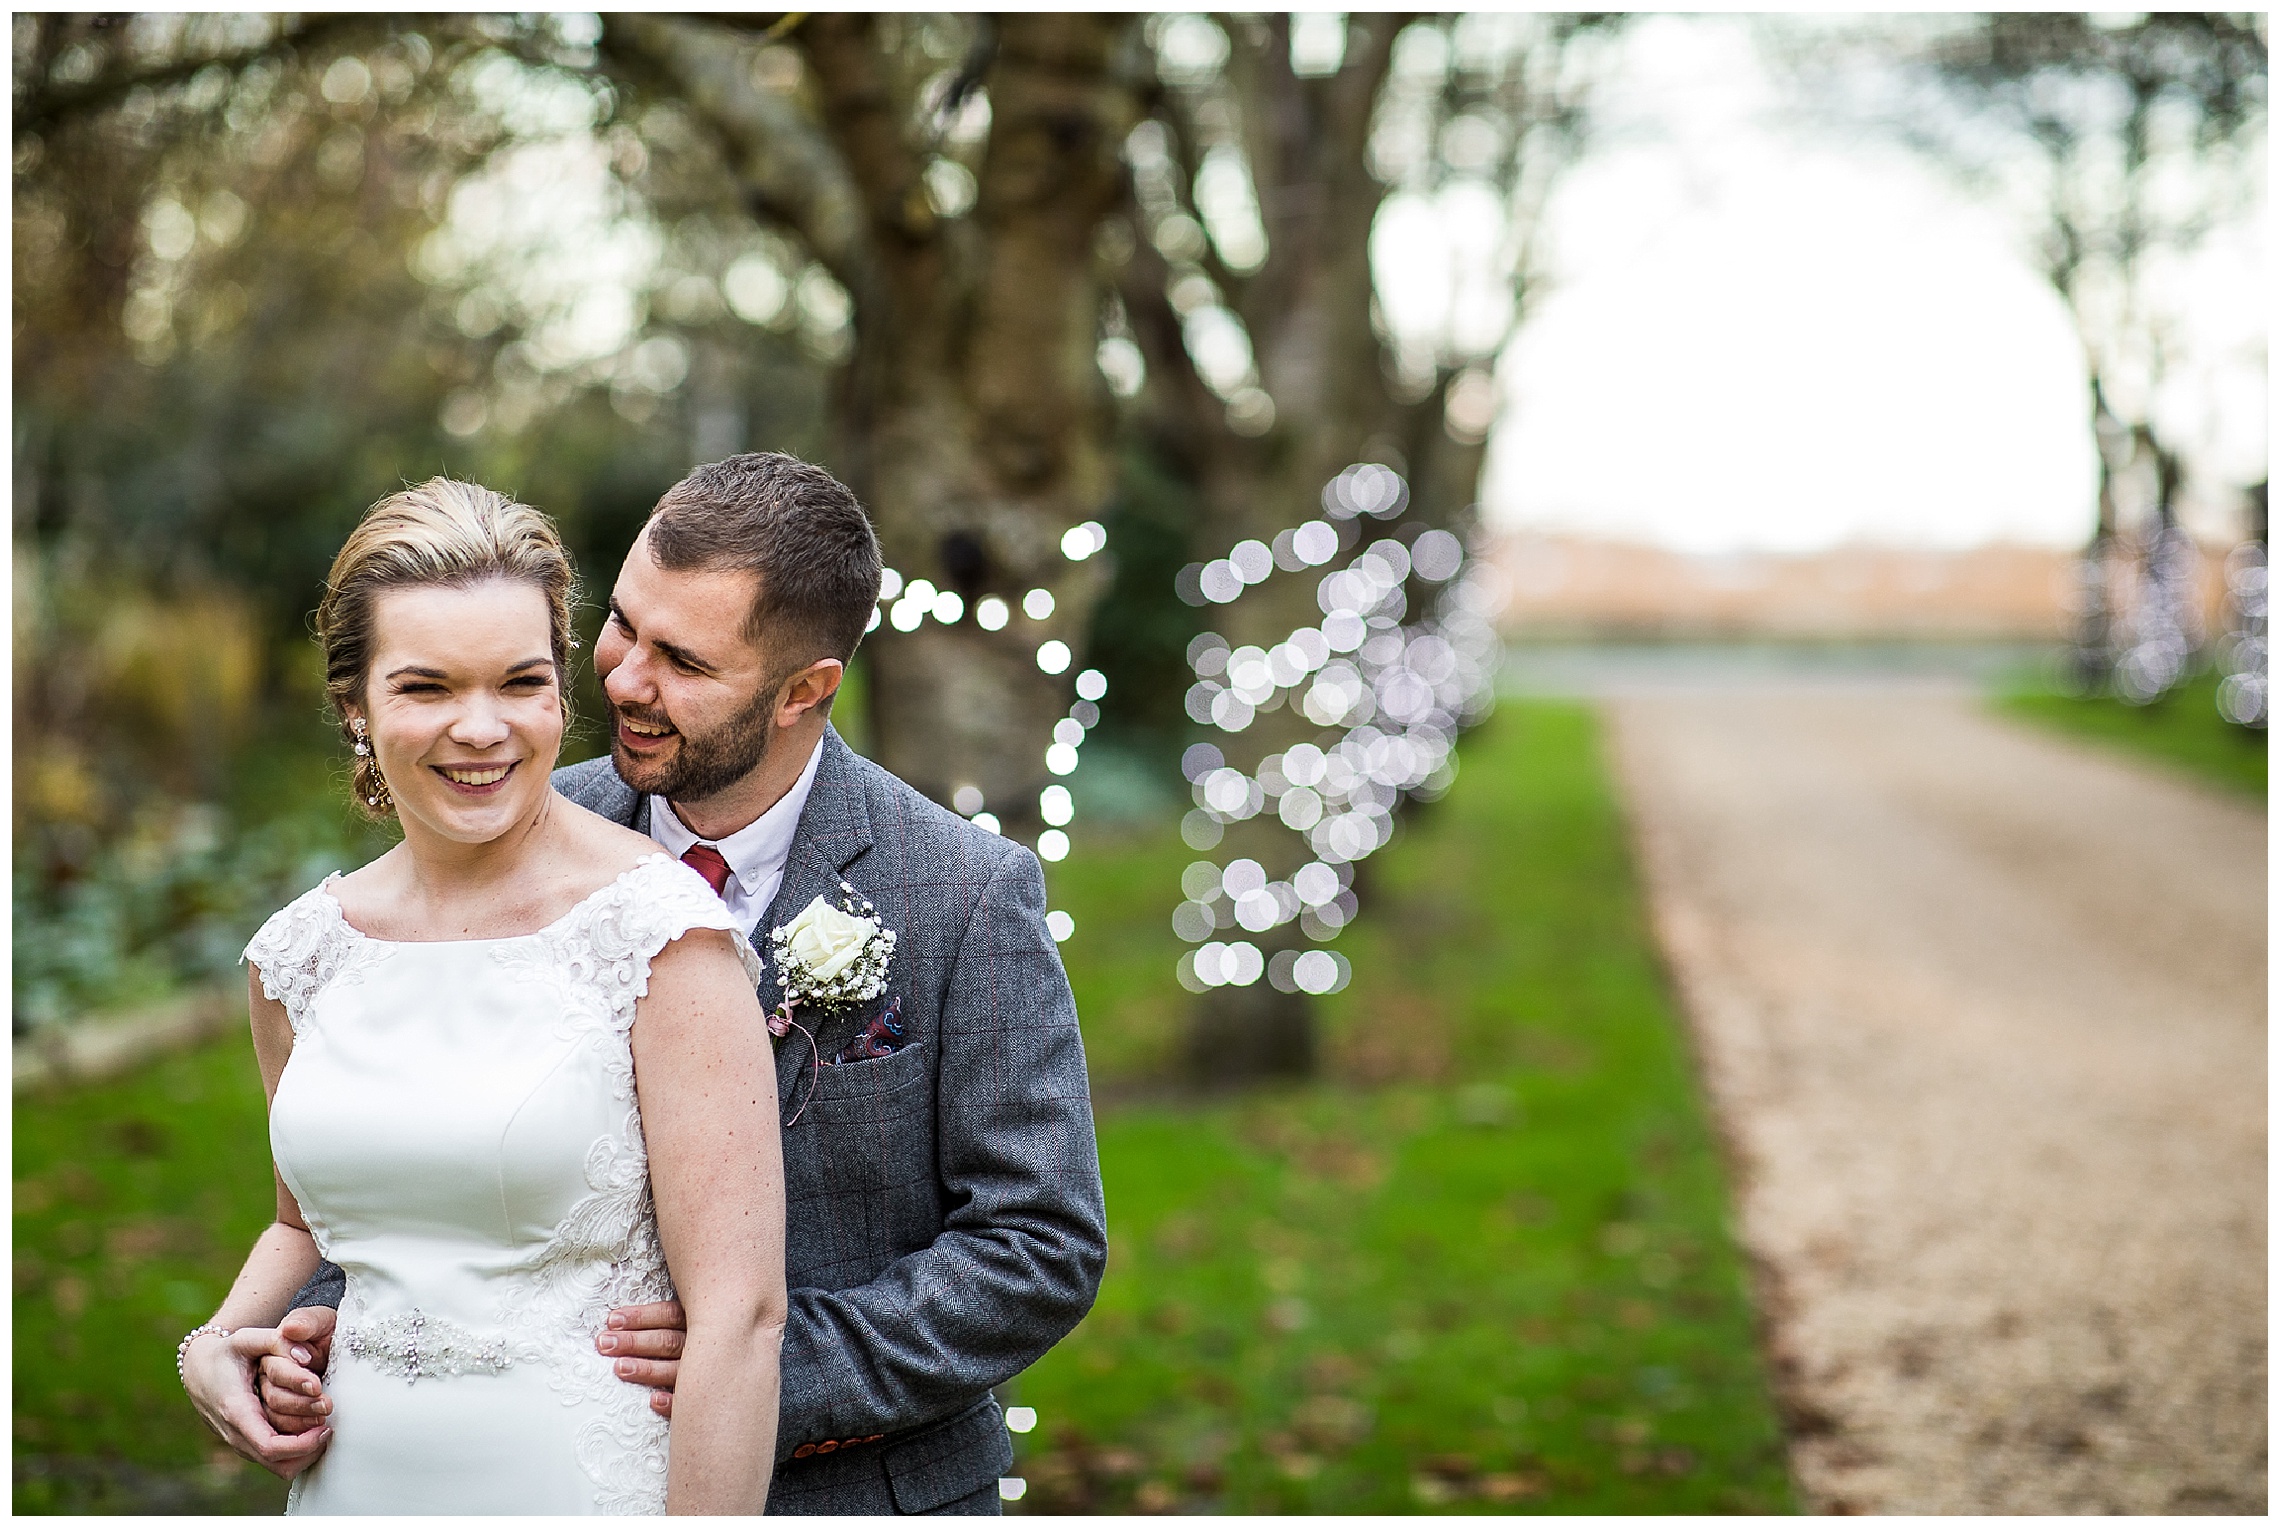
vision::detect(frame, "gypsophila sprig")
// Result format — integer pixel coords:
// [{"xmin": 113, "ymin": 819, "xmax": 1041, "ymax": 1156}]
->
[{"xmin": 768, "ymin": 889, "xmax": 896, "ymax": 1014}]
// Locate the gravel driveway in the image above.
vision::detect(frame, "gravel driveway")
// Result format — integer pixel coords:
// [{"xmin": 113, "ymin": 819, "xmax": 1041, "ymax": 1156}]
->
[{"xmin": 1604, "ymin": 684, "xmax": 2265, "ymax": 1514}]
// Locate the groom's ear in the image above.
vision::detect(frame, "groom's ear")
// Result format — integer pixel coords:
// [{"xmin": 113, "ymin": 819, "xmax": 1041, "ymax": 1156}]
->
[{"xmin": 776, "ymin": 657, "xmax": 845, "ymax": 726}]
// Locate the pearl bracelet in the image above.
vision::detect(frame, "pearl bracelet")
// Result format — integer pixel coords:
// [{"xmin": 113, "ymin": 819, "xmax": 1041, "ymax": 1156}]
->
[{"xmin": 176, "ymin": 1323, "xmax": 233, "ymax": 1384}]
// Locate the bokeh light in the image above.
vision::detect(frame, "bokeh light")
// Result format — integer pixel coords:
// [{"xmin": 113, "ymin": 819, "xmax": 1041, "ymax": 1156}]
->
[{"xmin": 1168, "ymin": 462, "xmax": 1502, "ymax": 980}]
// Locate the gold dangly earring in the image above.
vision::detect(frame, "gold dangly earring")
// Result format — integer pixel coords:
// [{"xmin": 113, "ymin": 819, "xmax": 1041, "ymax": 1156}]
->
[{"xmin": 352, "ymin": 720, "xmax": 392, "ymax": 812}]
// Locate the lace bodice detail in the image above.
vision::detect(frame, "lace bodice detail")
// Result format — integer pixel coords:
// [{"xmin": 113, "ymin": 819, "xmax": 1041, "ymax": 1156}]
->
[
  {"xmin": 500, "ymin": 854, "xmax": 765, "ymax": 1031},
  {"xmin": 241, "ymin": 855, "xmax": 760, "ymax": 1025},
  {"xmin": 258, "ymin": 855, "xmax": 759, "ymax": 1515},
  {"xmin": 242, "ymin": 877, "xmax": 370, "ymax": 1037}
]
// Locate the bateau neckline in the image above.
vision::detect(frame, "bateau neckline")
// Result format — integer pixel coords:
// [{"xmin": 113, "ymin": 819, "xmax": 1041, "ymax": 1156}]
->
[{"xmin": 317, "ymin": 853, "xmax": 672, "ymax": 946}]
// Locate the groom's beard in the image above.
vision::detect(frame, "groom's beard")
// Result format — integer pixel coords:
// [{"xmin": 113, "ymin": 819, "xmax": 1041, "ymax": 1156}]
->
[{"xmin": 608, "ymin": 679, "xmax": 780, "ymax": 806}]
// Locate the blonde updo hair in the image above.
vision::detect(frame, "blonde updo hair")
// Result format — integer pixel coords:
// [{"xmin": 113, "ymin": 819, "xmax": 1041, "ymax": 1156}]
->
[{"xmin": 316, "ymin": 477, "xmax": 579, "ymax": 819}]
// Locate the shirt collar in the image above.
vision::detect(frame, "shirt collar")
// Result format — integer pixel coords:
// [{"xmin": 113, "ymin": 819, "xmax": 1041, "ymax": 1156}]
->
[{"xmin": 645, "ymin": 732, "xmax": 825, "ymax": 895}]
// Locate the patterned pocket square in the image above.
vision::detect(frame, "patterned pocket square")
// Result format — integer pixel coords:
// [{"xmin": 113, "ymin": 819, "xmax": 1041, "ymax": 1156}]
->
[{"xmin": 826, "ymin": 995, "xmax": 909, "ymax": 1066}]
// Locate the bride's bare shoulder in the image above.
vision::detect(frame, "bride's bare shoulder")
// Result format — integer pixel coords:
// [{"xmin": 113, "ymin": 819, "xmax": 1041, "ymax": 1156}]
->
[
  {"xmin": 551, "ymin": 793, "xmax": 670, "ymax": 877},
  {"xmin": 327, "ymin": 845, "xmax": 408, "ymax": 920}
]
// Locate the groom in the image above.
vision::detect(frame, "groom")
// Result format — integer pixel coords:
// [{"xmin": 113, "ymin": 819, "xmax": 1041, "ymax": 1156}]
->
[{"xmin": 261, "ymin": 453, "xmax": 1107, "ymax": 1514}]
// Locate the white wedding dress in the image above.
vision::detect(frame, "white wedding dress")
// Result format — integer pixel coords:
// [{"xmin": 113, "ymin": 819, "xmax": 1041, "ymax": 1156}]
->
[{"xmin": 245, "ymin": 855, "xmax": 760, "ymax": 1515}]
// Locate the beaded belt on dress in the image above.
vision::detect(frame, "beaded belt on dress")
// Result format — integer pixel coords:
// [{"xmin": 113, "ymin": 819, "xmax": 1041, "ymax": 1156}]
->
[{"xmin": 340, "ymin": 1309, "xmax": 515, "ymax": 1383}]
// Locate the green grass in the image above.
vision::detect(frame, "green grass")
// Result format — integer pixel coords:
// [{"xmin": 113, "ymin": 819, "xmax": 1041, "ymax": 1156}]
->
[
  {"xmin": 14, "ymin": 1030, "xmax": 290, "ymax": 1513},
  {"xmin": 1011, "ymin": 703, "xmax": 1793, "ymax": 1512},
  {"xmin": 12, "ymin": 700, "xmax": 1791, "ymax": 1514},
  {"xmin": 1997, "ymin": 669, "xmax": 2266, "ymax": 798}
]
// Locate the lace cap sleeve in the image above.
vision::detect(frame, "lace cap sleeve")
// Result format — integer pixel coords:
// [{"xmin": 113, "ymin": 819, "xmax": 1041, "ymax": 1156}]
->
[
  {"xmin": 581, "ymin": 857, "xmax": 763, "ymax": 1019},
  {"xmin": 242, "ymin": 880, "xmax": 355, "ymax": 1036}
]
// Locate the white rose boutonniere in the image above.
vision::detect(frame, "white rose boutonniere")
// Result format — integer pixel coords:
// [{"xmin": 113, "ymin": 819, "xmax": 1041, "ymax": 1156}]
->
[
  {"xmin": 770, "ymin": 891, "xmax": 895, "ymax": 1013},
  {"xmin": 778, "ymin": 898, "xmax": 881, "ymax": 994},
  {"xmin": 766, "ymin": 884, "xmax": 897, "ymax": 1124}
]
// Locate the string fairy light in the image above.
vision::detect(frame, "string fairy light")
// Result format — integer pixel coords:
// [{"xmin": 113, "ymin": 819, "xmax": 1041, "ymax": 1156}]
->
[
  {"xmin": 1169, "ymin": 462, "xmax": 1503, "ymax": 997},
  {"xmin": 869, "ymin": 521, "xmax": 1113, "ymax": 942},
  {"xmin": 2216, "ymin": 536, "xmax": 2267, "ymax": 728}
]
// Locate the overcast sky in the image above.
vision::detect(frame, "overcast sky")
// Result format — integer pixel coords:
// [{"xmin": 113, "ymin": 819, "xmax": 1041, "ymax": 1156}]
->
[{"xmin": 1471, "ymin": 14, "xmax": 2265, "ymax": 555}]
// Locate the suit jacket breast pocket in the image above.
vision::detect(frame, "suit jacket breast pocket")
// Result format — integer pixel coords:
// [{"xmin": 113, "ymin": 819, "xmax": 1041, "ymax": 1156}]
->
[
  {"xmin": 794, "ymin": 1037, "xmax": 929, "ymax": 1127},
  {"xmin": 783, "ymin": 1040, "xmax": 934, "ymax": 1278}
]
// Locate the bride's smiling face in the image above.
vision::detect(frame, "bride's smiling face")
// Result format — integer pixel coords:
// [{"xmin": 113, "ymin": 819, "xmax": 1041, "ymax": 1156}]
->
[{"xmin": 349, "ymin": 577, "xmax": 565, "ymax": 845}]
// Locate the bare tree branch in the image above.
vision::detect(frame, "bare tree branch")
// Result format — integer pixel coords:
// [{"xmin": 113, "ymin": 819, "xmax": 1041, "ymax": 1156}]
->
[
  {"xmin": 921, "ymin": 15, "xmax": 996, "ymax": 150},
  {"xmin": 694, "ymin": 13, "xmax": 808, "ymax": 47},
  {"xmin": 598, "ymin": 12, "xmax": 871, "ymax": 290},
  {"xmin": 1148, "ymin": 82, "xmax": 1252, "ymax": 300},
  {"xmin": 796, "ymin": 12, "xmax": 934, "ymax": 248},
  {"xmin": 14, "ymin": 13, "xmax": 369, "ymax": 137},
  {"xmin": 1322, "ymin": 10, "xmax": 1407, "ymax": 168},
  {"xmin": 959, "ymin": 13, "xmax": 1140, "ymax": 491},
  {"xmin": 1227, "ymin": 12, "xmax": 1405, "ymax": 361},
  {"xmin": 1117, "ymin": 229, "xmax": 1242, "ymax": 478}
]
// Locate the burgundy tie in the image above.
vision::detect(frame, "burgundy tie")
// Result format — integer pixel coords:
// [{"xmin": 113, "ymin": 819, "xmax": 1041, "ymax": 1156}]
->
[{"xmin": 681, "ymin": 844, "xmax": 732, "ymax": 900}]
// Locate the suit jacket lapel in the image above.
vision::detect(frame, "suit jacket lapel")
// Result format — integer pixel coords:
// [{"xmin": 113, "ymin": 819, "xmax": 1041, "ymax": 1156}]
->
[
  {"xmin": 568, "ymin": 755, "xmax": 649, "ymax": 834},
  {"xmin": 584, "ymin": 737, "xmax": 867, "ymax": 1106},
  {"xmin": 758, "ymin": 727, "xmax": 875, "ymax": 1105}
]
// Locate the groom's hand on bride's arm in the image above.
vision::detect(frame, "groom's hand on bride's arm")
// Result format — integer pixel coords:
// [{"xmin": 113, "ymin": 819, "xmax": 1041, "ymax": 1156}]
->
[
  {"xmin": 599, "ymin": 1298, "xmax": 686, "ymax": 1416},
  {"xmin": 256, "ymin": 1306, "xmax": 336, "ymax": 1435}
]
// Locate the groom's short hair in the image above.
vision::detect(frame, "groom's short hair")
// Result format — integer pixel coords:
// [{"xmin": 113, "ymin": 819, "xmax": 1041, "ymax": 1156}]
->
[{"xmin": 645, "ymin": 452, "xmax": 882, "ymax": 666}]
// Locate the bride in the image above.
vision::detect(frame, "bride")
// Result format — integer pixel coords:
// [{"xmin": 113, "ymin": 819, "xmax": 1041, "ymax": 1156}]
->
[{"xmin": 177, "ymin": 479, "xmax": 786, "ymax": 1514}]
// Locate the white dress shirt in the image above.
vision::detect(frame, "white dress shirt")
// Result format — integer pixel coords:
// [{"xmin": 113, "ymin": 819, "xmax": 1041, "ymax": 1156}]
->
[{"xmin": 642, "ymin": 734, "xmax": 824, "ymax": 941}]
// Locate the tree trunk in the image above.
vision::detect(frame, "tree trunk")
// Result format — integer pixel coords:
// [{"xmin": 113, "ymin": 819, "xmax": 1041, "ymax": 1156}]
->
[
  {"xmin": 603, "ymin": 13, "xmax": 1143, "ymax": 829},
  {"xmin": 1113, "ymin": 13, "xmax": 1611, "ymax": 1082},
  {"xmin": 831, "ymin": 16, "xmax": 1140, "ymax": 826},
  {"xmin": 2070, "ymin": 374, "xmax": 2128, "ymax": 691},
  {"xmin": 1124, "ymin": 15, "xmax": 1496, "ymax": 1080}
]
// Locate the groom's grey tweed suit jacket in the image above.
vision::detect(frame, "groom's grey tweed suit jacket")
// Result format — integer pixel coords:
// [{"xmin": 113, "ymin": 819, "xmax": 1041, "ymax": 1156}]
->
[
  {"xmin": 292, "ymin": 726, "xmax": 1106, "ymax": 1515},
  {"xmin": 555, "ymin": 727, "xmax": 1108, "ymax": 1513}
]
